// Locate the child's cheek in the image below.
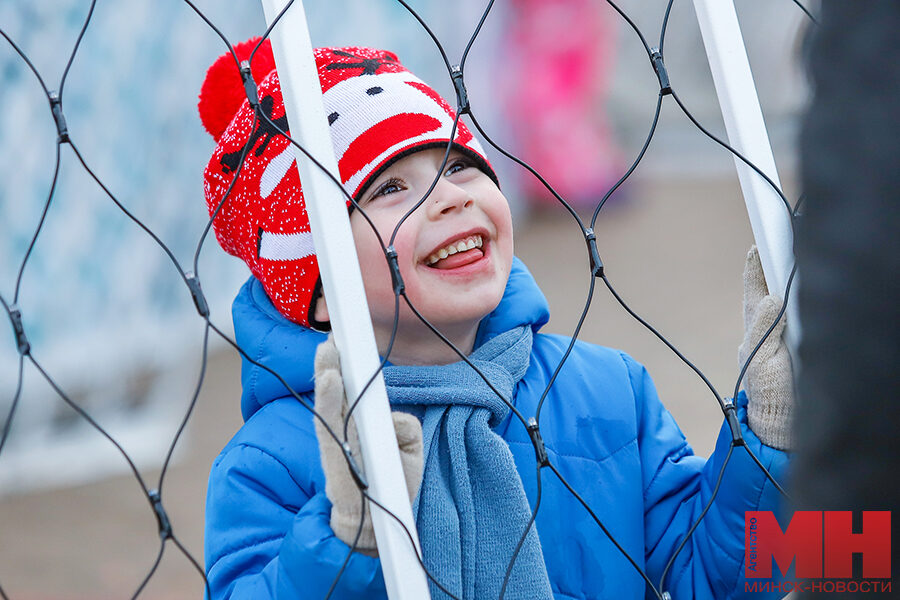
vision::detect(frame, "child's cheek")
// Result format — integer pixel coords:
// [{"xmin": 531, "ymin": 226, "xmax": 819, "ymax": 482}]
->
[{"xmin": 350, "ymin": 215, "xmax": 390, "ymax": 294}]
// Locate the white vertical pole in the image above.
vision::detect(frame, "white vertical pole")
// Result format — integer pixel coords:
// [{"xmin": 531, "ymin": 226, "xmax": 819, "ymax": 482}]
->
[
  {"xmin": 692, "ymin": 0, "xmax": 800, "ymax": 349},
  {"xmin": 258, "ymin": 2, "xmax": 431, "ymax": 598}
]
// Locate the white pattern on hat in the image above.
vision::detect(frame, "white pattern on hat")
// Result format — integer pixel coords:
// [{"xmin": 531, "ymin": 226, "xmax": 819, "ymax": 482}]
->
[
  {"xmin": 259, "ymin": 230, "xmax": 316, "ymax": 261},
  {"xmin": 260, "ymin": 144, "xmax": 295, "ymax": 198},
  {"xmin": 324, "ymin": 71, "xmax": 465, "ymax": 195},
  {"xmin": 257, "ymin": 70, "xmax": 485, "ymax": 202}
]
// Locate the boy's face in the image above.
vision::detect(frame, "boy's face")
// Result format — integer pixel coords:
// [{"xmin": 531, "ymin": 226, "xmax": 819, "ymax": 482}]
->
[{"xmin": 344, "ymin": 147, "xmax": 513, "ymax": 354}]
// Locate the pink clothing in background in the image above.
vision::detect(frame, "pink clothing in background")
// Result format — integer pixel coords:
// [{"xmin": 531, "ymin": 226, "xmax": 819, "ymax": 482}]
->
[{"xmin": 502, "ymin": 0, "xmax": 622, "ymax": 209}]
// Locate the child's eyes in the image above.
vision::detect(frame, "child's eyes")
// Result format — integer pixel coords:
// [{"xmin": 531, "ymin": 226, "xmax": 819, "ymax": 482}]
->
[
  {"xmin": 367, "ymin": 157, "xmax": 474, "ymax": 203},
  {"xmin": 444, "ymin": 157, "xmax": 473, "ymax": 177},
  {"xmin": 370, "ymin": 177, "xmax": 405, "ymax": 200}
]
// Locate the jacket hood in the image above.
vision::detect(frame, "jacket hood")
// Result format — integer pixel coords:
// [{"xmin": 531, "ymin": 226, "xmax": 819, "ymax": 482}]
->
[{"xmin": 232, "ymin": 256, "xmax": 550, "ymax": 421}]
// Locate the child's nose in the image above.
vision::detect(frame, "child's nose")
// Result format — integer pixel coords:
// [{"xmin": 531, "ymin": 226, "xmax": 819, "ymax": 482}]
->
[{"xmin": 428, "ymin": 179, "xmax": 473, "ymax": 218}]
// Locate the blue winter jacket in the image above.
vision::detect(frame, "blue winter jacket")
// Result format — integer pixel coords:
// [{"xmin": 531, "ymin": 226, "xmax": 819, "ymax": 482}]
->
[{"xmin": 205, "ymin": 258, "xmax": 788, "ymax": 599}]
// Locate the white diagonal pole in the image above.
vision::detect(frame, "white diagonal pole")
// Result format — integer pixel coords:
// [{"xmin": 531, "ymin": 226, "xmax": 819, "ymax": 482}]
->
[
  {"xmin": 693, "ymin": 0, "xmax": 800, "ymax": 350},
  {"xmin": 259, "ymin": 2, "xmax": 431, "ymax": 598}
]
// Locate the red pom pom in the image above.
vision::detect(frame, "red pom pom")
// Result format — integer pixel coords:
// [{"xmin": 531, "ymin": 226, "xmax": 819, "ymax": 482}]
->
[{"xmin": 198, "ymin": 37, "xmax": 276, "ymax": 141}]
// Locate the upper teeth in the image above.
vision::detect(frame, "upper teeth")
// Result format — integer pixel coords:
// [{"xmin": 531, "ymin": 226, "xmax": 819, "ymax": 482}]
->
[{"xmin": 426, "ymin": 235, "xmax": 483, "ymax": 265}]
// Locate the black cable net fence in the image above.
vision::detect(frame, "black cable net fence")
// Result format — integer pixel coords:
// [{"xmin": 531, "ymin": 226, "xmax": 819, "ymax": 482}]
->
[{"xmin": 1, "ymin": 0, "xmax": 814, "ymax": 598}]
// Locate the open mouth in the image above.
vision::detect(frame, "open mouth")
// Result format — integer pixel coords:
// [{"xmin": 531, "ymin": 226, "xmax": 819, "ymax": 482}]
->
[{"xmin": 424, "ymin": 234, "xmax": 485, "ymax": 270}]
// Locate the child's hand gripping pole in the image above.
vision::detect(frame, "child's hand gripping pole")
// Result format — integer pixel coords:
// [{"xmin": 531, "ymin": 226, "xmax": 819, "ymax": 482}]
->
[
  {"xmin": 314, "ymin": 335, "xmax": 424, "ymax": 556},
  {"xmin": 739, "ymin": 247, "xmax": 794, "ymax": 450},
  {"xmin": 259, "ymin": 1, "xmax": 432, "ymax": 597}
]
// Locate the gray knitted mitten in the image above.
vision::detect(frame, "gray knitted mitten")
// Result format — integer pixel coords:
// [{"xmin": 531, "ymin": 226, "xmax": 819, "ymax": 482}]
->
[
  {"xmin": 738, "ymin": 246, "xmax": 795, "ymax": 450},
  {"xmin": 313, "ymin": 335, "xmax": 423, "ymax": 556}
]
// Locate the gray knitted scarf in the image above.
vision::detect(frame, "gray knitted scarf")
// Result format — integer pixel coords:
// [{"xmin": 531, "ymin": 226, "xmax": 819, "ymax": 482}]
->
[{"xmin": 383, "ymin": 326, "xmax": 553, "ymax": 600}]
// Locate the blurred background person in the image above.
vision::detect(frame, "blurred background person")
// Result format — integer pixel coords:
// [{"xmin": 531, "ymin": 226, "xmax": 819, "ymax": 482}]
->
[
  {"xmin": 499, "ymin": 0, "xmax": 624, "ymax": 212},
  {"xmin": 794, "ymin": 2, "xmax": 900, "ymax": 595}
]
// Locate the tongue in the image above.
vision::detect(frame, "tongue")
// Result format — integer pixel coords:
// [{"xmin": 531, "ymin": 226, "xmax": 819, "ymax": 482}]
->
[{"xmin": 432, "ymin": 248, "xmax": 484, "ymax": 270}]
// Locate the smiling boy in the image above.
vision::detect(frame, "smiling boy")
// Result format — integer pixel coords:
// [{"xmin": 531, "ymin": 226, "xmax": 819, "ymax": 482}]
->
[
  {"xmin": 199, "ymin": 40, "xmax": 792, "ymax": 600},
  {"xmin": 320, "ymin": 146, "xmax": 513, "ymax": 365}
]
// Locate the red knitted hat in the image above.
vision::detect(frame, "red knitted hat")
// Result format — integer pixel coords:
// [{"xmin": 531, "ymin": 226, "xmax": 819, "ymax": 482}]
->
[{"xmin": 199, "ymin": 38, "xmax": 496, "ymax": 328}]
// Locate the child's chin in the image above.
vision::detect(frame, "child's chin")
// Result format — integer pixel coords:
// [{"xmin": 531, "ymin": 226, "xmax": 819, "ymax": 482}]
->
[{"xmin": 428, "ymin": 295, "xmax": 502, "ymax": 328}]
